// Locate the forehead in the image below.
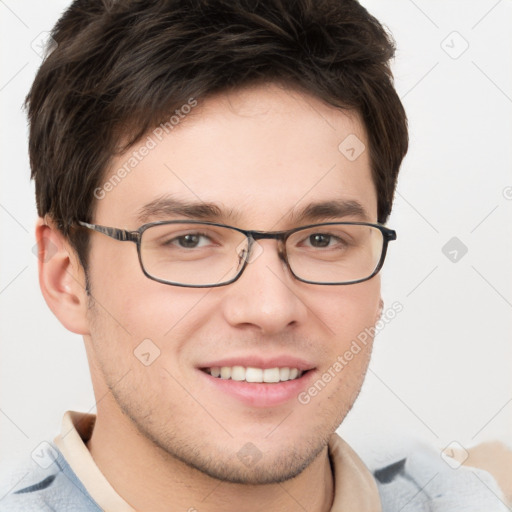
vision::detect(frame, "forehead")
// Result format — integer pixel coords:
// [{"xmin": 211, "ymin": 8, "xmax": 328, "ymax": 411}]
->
[{"xmin": 95, "ymin": 82, "xmax": 377, "ymax": 229}]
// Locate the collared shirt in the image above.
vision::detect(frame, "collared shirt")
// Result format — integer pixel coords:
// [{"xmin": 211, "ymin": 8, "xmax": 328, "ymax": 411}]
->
[
  {"xmin": 0, "ymin": 411, "xmax": 507, "ymax": 511},
  {"xmin": 53, "ymin": 411, "xmax": 382, "ymax": 511}
]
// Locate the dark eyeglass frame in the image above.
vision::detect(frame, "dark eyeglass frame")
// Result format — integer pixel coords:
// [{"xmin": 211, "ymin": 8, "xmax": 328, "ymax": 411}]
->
[{"xmin": 77, "ymin": 220, "xmax": 397, "ymax": 287}]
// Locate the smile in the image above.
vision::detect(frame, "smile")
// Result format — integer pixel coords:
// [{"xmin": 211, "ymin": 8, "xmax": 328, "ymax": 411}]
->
[{"xmin": 202, "ymin": 366, "xmax": 304, "ymax": 383}]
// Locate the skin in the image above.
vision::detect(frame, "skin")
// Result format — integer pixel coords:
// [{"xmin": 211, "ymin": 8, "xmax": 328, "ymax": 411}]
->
[{"xmin": 36, "ymin": 82, "xmax": 384, "ymax": 512}]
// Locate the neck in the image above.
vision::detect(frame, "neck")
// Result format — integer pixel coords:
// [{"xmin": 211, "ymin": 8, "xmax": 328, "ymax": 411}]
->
[{"xmin": 86, "ymin": 407, "xmax": 334, "ymax": 512}]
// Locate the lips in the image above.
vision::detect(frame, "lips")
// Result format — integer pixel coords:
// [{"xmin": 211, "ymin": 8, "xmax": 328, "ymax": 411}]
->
[
  {"xmin": 198, "ymin": 356, "xmax": 315, "ymax": 373},
  {"xmin": 197, "ymin": 356, "xmax": 316, "ymax": 407}
]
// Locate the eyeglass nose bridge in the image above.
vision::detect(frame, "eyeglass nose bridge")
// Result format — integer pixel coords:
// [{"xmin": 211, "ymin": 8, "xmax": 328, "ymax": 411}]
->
[{"xmin": 238, "ymin": 230, "xmax": 289, "ymax": 267}]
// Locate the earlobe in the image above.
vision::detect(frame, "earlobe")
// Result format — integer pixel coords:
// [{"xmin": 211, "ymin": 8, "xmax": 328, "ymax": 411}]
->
[{"xmin": 35, "ymin": 217, "xmax": 90, "ymax": 335}]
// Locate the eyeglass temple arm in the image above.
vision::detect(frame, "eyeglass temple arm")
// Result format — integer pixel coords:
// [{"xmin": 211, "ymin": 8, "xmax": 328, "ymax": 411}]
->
[{"xmin": 77, "ymin": 221, "xmax": 140, "ymax": 243}]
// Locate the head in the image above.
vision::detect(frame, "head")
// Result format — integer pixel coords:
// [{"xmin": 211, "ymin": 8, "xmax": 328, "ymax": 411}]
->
[{"xmin": 29, "ymin": 0, "xmax": 407, "ymax": 485}]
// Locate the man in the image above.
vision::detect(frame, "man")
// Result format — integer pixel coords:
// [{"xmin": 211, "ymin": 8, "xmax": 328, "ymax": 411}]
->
[{"xmin": 0, "ymin": 0, "xmax": 508, "ymax": 510}]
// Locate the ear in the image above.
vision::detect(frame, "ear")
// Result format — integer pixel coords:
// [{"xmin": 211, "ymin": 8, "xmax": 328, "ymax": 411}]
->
[{"xmin": 35, "ymin": 217, "xmax": 90, "ymax": 335}]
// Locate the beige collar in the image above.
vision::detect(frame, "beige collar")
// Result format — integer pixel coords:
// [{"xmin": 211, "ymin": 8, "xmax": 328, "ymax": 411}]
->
[{"xmin": 54, "ymin": 410, "xmax": 381, "ymax": 512}]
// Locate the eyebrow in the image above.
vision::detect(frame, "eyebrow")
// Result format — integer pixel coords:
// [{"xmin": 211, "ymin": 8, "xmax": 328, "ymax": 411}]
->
[
  {"xmin": 135, "ymin": 195, "xmax": 370, "ymax": 225},
  {"xmin": 290, "ymin": 199, "xmax": 370, "ymax": 224}
]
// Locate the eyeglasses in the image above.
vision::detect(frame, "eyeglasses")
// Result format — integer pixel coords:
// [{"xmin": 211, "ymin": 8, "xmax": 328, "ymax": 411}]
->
[{"xmin": 77, "ymin": 220, "xmax": 396, "ymax": 287}]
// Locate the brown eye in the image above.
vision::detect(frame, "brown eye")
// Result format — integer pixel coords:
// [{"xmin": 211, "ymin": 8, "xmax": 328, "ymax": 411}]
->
[
  {"xmin": 176, "ymin": 234, "xmax": 202, "ymax": 248},
  {"xmin": 308, "ymin": 234, "xmax": 332, "ymax": 247}
]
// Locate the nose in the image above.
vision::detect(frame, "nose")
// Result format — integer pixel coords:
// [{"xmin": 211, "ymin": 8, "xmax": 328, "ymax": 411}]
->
[{"xmin": 220, "ymin": 239, "xmax": 308, "ymax": 334}]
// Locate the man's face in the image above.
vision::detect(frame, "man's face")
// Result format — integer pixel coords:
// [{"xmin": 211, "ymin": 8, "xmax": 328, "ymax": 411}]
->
[{"xmin": 84, "ymin": 83, "xmax": 382, "ymax": 484}]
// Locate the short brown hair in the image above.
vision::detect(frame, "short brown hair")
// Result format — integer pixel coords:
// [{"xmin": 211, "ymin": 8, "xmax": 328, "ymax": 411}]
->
[{"xmin": 26, "ymin": 0, "xmax": 408, "ymax": 272}]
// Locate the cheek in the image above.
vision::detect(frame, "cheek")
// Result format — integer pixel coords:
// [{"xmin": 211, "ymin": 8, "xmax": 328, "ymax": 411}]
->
[
  {"xmin": 87, "ymin": 241, "xmax": 204, "ymax": 339},
  {"xmin": 314, "ymin": 275, "xmax": 381, "ymax": 341},
  {"xmin": 298, "ymin": 320, "xmax": 375, "ymax": 425},
  {"xmin": 293, "ymin": 277, "xmax": 380, "ymax": 409},
  {"xmin": 309, "ymin": 277, "xmax": 379, "ymax": 394}
]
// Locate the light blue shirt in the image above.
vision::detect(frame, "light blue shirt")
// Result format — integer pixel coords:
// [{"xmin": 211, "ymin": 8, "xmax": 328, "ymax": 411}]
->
[{"xmin": 0, "ymin": 439, "xmax": 508, "ymax": 511}]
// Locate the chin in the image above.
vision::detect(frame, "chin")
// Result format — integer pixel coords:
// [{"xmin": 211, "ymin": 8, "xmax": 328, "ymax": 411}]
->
[{"xmin": 170, "ymin": 441, "xmax": 327, "ymax": 485}]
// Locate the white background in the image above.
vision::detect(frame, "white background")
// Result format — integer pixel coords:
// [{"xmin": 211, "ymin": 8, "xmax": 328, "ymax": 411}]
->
[{"xmin": 1, "ymin": 0, "xmax": 511, "ymax": 464}]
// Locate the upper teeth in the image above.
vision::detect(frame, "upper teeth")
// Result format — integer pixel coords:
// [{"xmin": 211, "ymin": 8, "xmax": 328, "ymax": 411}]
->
[{"xmin": 206, "ymin": 366, "xmax": 303, "ymax": 383}]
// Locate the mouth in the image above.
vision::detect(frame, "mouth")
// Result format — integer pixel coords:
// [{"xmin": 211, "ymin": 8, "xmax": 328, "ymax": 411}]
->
[
  {"xmin": 201, "ymin": 366, "xmax": 306, "ymax": 383},
  {"xmin": 197, "ymin": 359, "xmax": 316, "ymax": 407}
]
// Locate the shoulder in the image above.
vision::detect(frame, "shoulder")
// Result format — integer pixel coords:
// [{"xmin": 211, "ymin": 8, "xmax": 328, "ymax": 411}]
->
[
  {"xmin": 364, "ymin": 438, "xmax": 510, "ymax": 512},
  {"xmin": 0, "ymin": 441, "xmax": 101, "ymax": 512}
]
